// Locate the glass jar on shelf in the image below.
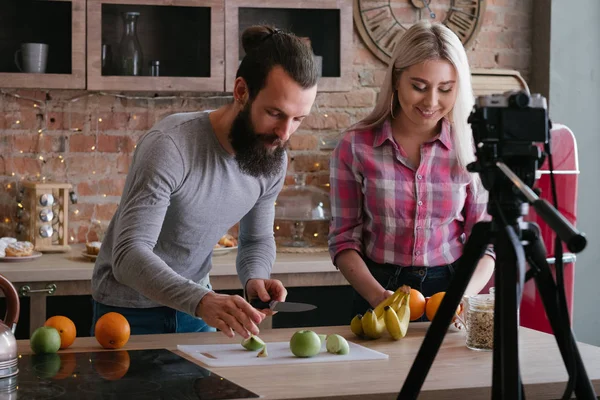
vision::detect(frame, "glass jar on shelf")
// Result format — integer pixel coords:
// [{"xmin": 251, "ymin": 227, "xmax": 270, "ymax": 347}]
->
[{"xmin": 274, "ymin": 173, "xmax": 331, "ymax": 248}]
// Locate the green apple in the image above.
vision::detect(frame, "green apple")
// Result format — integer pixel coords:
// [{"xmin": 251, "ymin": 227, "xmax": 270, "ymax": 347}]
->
[
  {"xmin": 326, "ymin": 334, "xmax": 350, "ymax": 355},
  {"xmin": 289, "ymin": 330, "xmax": 321, "ymax": 358},
  {"xmin": 30, "ymin": 326, "xmax": 61, "ymax": 355},
  {"xmin": 257, "ymin": 346, "xmax": 268, "ymax": 358},
  {"xmin": 241, "ymin": 335, "xmax": 265, "ymax": 351}
]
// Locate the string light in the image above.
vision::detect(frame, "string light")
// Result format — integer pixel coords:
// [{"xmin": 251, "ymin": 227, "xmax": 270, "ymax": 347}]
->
[{"xmin": 2, "ymin": 89, "xmax": 330, "ymax": 244}]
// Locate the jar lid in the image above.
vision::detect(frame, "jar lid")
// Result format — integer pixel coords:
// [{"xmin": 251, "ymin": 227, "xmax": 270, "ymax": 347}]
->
[{"xmin": 469, "ymin": 293, "xmax": 494, "ymax": 309}]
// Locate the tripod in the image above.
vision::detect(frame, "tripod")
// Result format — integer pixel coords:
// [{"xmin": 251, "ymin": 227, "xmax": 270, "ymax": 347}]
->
[{"xmin": 397, "ymin": 162, "xmax": 596, "ymax": 400}]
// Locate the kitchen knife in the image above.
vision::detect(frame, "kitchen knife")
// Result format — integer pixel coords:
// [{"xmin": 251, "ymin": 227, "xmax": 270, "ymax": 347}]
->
[{"xmin": 250, "ymin": 299, "xmax": 317, "ymax": 312}]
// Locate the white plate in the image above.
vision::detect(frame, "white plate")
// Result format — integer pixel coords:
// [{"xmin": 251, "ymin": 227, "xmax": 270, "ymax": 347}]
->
[
  {"xmin": 81, "ymin": 251, "xmax": 98, "ymax": 261},
  {"xmin": 0, "ymin": 251, "xmax": 43, "ymax": 262},
  {"xmin": 212, "ymin": 246, "xmax": 238, "ymax": 256}
]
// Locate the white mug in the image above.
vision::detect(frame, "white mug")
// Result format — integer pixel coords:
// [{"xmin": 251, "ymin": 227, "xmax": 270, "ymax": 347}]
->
[{"xmin": 14, "ymin": 43, "xmax": 49, "ymax": 74}]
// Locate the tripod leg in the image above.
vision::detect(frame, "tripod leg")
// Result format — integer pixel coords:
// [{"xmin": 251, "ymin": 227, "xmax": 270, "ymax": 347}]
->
[
  {"xmin": 524, "ymin": 223, "xmax": 597, "ymax": 399},
  {"xmin": 398, "ymin": 221, "xmax": 492, "ymax": 400},
  {"xmin": 492, "ymin": 224, "xmax": 525, "ymax": 400}
]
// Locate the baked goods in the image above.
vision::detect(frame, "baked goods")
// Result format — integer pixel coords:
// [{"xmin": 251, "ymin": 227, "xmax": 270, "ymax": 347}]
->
[
  {"xmin": 86, "ymin": 241, "xmax": 102, "ymax": 255},
  {"xmin": 214, "ymin": 234, "xmax": 238, "ymax": 249},
  {"xmin": 5, "ymin": 241, "xmax": 34, "ymax": 257}
]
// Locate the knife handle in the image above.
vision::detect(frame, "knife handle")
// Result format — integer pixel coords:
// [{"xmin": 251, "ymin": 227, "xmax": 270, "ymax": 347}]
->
[{"xmin": 249, "ymin": 299, "xmax": 271, "ymax": 309}]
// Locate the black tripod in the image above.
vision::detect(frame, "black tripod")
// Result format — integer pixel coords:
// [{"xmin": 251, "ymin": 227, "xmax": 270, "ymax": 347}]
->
[{"xmin": 397, "ymin": 161, "xmax": 596, "ymax": 400}]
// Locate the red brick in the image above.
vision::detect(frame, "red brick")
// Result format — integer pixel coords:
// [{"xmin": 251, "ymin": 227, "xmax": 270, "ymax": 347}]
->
[
  {"xmin": 40, "ymin": 134, "xmax": 67, "ymax": 153},
  {"xmin": 358, "ymin": 69, "xmax": 388, "ymax": 88},
  {"xmin": 69, "ymin": 134, "xmax": 96, "ymax": 152},
  {"xmin": 496, "ymin": 52, "xmax": 530, "ymax": 70},
  {"xmin": 288, "ymin": 134, "xmax": 318, "ymax": 151},
  {"xmin": 97, "ymin": 134, "xmax": 136, "ymax": 153},
  {"xmin": 353, "ymin": 47, "xmax": 383, "ymax": 67},
  {"xmin": 291, "ymin": 154, "xmax": 330, "ymax": 173},
  {"xmin": 301, "ymin": 112, "xmax": 351, "ymax": 130},
  {"xmin": 13, "ymin": 134, "xmax": 39, "ymax": 154},
  {"xmin": 67, "ymin": 112, "xmax": 89, "ymax": 132},
  {"xmin": 10, "ymin": 157, "xmax": 41, "ymax": 176},
  {"xmin": 467, "ymin": 51, "xmax": 498, "ymax": 69},
  {"xmin": 44, "ymin": 157, "xmax": 68, "ymax": 178},
  {"xmin": 66, "ymin": 155, "xmax": 113, "ymax": 177},
  {"xmin": 70, "ymin": 203, "xmax": 94, "ymax": 222},
  {"xmin": 117, "ymin": 153, "xmax": 133, "ymax": 174},
  {"xmin": 128, "ymin": 111, "xmax": 150, "ymax": 131},
  {"xmin": 98, "ymin": 177, "xmax": 126, "ymax": 196},
  {"xmin": 95, "ymin": 203, "xmax": 118, "ymax": 220},
  {"xmin": 15, "ymin": 89, "xmax": 47, "ymax": 103},
  {"xmin": 46, "ymin": 111, "xmax": 65, "ymax": 130},
  {"xmin": 76, "ymin": 181, "xmax": 96, "ymax": 196}
]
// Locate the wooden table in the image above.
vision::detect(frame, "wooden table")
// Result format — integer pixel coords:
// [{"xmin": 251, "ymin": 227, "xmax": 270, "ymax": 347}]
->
[
  {"xmin": 16, "ymin": 324, "xmax": 600, "ymax": 399},
  {"xmin": 0, "ymin": 245, "xmax": 344, "ymax": 336}
]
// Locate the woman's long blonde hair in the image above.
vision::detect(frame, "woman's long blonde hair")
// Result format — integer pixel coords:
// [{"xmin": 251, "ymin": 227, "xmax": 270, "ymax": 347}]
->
[{"xmin": 350, "ymin": 20, "xmax": 476, "ymax": 172}]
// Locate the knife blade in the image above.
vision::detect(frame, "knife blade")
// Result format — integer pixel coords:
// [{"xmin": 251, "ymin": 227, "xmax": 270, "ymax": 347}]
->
[{"xmin": 250, "ymin": 299, "xmax": 317, "ymax": 312}]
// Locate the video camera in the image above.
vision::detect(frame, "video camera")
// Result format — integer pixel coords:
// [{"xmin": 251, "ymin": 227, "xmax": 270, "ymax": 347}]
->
[{"xmin": 467, "ymin": 91, "xmax": 551, "ymax": 206}]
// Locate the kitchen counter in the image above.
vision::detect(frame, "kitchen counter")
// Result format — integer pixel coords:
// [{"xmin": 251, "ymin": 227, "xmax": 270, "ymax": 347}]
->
[
  {"xmin": 0, "ymin": 244, "xmax": 344, "ymax": 336},
  {"xmin": 16, "ymin": 323, "xmax": 600, "ymax": 399}
]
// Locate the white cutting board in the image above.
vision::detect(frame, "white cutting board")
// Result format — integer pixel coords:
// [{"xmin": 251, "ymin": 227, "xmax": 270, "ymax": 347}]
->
[{"xmin": 177, "ymin": 340, "xmax": 388, "ymax": 367}]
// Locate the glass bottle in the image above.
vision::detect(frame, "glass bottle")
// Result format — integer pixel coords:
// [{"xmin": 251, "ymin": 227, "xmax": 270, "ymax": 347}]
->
[{"xmin": 118, "ymin": 12, "xmax": 143, "ymax": 76}]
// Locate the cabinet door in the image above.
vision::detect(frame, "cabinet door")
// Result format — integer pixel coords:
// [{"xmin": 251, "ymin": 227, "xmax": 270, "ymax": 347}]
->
[
  {"xmin": 0, "ymin": 0, "xmax": 86, "ymax": 89},
  {"xmin": 87, "ymin": 0, "xmax": 225, "ymax": 92},
  {"xmin": 225, "ymin": 0, "xmax": 352, "ymax": 92}
]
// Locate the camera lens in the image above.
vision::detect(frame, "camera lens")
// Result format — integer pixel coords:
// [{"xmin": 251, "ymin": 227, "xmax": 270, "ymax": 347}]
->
[{"xmin": 509, "ymin": 92, "xmax": 530, "ymax": 109}]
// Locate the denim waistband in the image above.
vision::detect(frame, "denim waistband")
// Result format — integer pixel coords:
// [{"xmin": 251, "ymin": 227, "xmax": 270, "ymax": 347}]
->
[{"xmin": 364, "ymin": 257, "xmax": 459, "ymax": 279}]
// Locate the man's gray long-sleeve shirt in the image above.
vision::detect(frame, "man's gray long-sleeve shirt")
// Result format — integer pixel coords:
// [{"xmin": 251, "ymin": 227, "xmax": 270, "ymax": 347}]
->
[{"xmin": 92, "ymin": 111, "xmax": 286, "ymax": 316}]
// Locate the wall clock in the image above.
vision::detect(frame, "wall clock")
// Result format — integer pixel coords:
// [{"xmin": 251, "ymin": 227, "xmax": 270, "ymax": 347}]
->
[{"xmin": 354, "ymin": 0, "xmax": 487, "ymax": 64}]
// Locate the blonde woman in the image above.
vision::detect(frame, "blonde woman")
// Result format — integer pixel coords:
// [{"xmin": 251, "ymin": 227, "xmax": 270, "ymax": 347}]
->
[{"xmin": 328, "ymin": 20, "xmax": 495, "ymax": 318}]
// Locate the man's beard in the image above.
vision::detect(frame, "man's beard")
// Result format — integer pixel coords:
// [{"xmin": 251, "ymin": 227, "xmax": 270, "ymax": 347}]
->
[{"xmin": 229, "ymin": 103, "xmax": 287, "ymax": 178}]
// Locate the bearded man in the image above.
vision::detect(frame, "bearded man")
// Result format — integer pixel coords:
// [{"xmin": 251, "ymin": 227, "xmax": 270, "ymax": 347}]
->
[{"xmin": 91, "ymin": 25, "xmax": 318, "ymax": 337}]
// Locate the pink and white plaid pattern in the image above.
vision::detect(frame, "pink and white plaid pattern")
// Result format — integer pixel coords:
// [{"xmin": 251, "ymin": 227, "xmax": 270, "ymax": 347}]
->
[{"xmin": 328, "ymin": 118, "xmax": 493, "ymax": 267}]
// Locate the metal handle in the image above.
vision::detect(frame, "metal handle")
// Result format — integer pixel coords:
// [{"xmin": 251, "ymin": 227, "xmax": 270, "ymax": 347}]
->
[
  {"xmin": 545, "ymin": 253, "xmax": 576, "ymax": 265},
  {"xmin": 19, "ymin": 283, "xmax": 57, "ymax": 296}
]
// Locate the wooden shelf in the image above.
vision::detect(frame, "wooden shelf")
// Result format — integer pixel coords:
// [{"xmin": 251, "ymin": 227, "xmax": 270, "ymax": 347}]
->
[
  {"xmin": 225, "ymin": 0, "xmax": 352, "ymax": 92},
  {"xmin": 0, "ymin": 0, "xmax": 86, "ymax": 90},
  {"xmin": 87, "ymin": 0, "xmax": 225, "ymax": 92}
]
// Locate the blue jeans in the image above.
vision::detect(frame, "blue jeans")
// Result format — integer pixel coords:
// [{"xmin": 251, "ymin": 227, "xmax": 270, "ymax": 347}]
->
[
  {"xmin": 352, "ymin": 257, "xmax": 458, "ymax": 321},
  {"xmin": 91, "ymin": 300, "xmax": 217, "ymax": 335}
]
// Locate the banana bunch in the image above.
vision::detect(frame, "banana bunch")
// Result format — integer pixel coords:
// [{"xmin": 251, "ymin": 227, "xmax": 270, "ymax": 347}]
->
[{"xmin": 350, "ymin": 285, "xmax": 411, "ymax": 341}]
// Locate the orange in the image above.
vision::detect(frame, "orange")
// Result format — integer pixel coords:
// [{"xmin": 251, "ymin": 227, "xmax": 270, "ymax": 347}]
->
[
  {"xmin": 94, "ymin": 312, "xmax": 131, "ymax": 349},
  {"xmin": 425, "ymin": 292, "xmax": 461, "ymax": 321},
  {"xmin": 408, "ymin": 288, "xmax": 426, "ymax": 321},
  {"xmin": 44, "ymin": 316, "xmax": 77, "ymax": 349},
  {"xmin": 93, "ymin": 350, "xmax": 130, "ymax": 380}
]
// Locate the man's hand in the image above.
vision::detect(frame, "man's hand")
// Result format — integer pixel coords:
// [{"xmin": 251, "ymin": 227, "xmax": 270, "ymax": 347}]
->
[
  {"xmin": 195, "ymin": 292, "xmax": 265, "ymax": 339},
  {"xmin": 245, "ymin": 279, "xmax": 287, "ymax": 316}
]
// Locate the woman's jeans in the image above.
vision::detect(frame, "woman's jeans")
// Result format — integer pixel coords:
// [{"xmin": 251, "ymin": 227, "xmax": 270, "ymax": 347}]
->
[{"xmin": 351, "ymin": 257, "xmax": 459, "ymax": 321}]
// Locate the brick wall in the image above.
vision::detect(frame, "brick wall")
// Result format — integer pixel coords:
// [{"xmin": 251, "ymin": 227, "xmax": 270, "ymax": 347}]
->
[{"xmin": 0, "ymin": 0, "xmax": 532, "ymax": 244}]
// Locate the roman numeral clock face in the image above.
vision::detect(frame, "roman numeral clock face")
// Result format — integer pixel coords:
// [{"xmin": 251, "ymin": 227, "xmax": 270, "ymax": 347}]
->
[{"xmin": 354, "ymin": 0, "xmax": 486, "ymax": 64}]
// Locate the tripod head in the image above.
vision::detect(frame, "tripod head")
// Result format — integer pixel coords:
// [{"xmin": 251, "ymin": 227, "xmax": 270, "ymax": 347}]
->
[{"xmin": 466, "ymin": 91, "xmax": 549, "ymax": 222}]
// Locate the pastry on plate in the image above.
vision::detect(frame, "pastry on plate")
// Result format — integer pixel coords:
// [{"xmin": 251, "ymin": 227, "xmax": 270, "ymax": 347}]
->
[
  {"xmin": 5, "ymin": 241, "xmax": 34, "ymax": 257},
  {"xmin": 217, "ymin": 234, "xmax": 238, "ymax": 248},
  {"xmin": 86, "ymin": 241, "xmax": 102, "ymax": 255}
]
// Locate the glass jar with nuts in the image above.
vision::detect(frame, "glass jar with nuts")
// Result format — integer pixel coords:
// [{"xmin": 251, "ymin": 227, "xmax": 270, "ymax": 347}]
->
[{"xmin": 465, "ymin": 294, "xmax": 495, "ymax": 351}]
